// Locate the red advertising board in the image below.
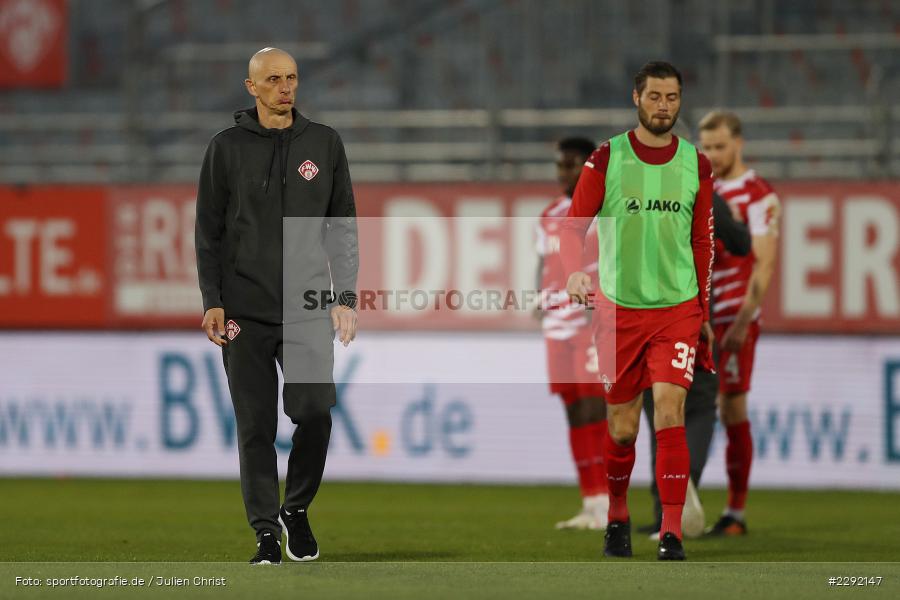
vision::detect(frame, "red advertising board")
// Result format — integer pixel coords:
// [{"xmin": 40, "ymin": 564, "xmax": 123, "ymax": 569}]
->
[
  {"xmin": 0, "ymin": 0, "xmax": 67, "ymax": 88},
  {"xmin": 760, "ymin": 182, "xmax": 900, "ymax": 333},
  {"xmin": 0, "ymin": 182, "xmax": 898, "ymax": 333},
  {"xmin": 354, "ymin": 183, "xmax": 556, "ymax": 330},
  {"xmin": 106, "ymin": 185, "xmax": 199, "ymax": 328},
  {"xmin": 0, "ymin": 186, "xmax": 107, "ymax": 326}
]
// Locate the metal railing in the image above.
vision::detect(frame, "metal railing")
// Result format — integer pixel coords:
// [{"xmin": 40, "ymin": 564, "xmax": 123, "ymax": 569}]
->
[
  {"xmin": 1, "ymin": 104, "xmax": 895, "ymax": 183},
  {"xmin": 1, "ymin": 0, "xmax": 896, "ymax": 184}
]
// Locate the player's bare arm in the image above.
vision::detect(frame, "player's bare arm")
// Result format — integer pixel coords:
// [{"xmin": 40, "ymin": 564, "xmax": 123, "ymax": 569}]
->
[{"xmin": 722, "ymin": 222, "xmax": 778, "ymax": 353}]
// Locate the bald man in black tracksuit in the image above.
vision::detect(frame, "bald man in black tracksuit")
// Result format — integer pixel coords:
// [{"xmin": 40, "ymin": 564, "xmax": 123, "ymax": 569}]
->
[{"xmin": 195, "ymin": 48, "xmax": 358, "ymax": 565}]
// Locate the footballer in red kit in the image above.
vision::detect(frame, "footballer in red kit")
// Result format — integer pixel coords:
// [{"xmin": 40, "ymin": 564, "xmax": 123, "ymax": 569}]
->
[
  {"xmin": 536, "ymin": 137, "xmax": 609, "ymax": 530},
  {"xmin": 699, "ymin": 110, "xmax": 780, "ymax": 536},
  {"xmin": 562, "ymin": 62, "xmax": 715, "ymax": 561}
]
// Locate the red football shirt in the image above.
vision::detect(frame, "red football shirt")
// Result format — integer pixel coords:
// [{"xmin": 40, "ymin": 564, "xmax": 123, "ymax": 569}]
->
[
  {"xmin": 536, "ymin": 195, "xmax": 598, "ymax": 340},
  {"xmin": 560, "ymin": 131, "xmax": 714, "ymax": 321},
  {"xmin": 712, "ymin": 169, "xmax": 780, "ymax": 325}
]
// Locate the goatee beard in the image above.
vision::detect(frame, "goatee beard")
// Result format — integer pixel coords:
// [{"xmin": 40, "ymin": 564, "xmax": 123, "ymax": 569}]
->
[{"xmin": 638, "ymin": 108, "xmax": 678, "ymax": 135}]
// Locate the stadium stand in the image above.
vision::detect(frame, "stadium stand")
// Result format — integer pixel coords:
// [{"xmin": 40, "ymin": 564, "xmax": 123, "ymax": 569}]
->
[{"xmin": 0, "ymin": 0, "xmax": 897, "ymax": 183}]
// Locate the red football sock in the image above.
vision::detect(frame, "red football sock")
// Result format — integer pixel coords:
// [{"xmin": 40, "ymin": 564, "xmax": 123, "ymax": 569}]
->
[
  {"xmin": 656, "ymin": 425, "xmax": 690, "ymax": 540},
  {"xmin": 585, "ymin": 419, "xmax": 608, "ymax": 494},
  {"xmin": 726, "ymin": 420, "xmax": 753, "ymax": 511},
  {"xmin": 568, "ymin": 425, "xmax": 600, "ymax": 497},
  {"xmin": 605, "ymin": 434, "xmax": 636, "ymax": 523}
]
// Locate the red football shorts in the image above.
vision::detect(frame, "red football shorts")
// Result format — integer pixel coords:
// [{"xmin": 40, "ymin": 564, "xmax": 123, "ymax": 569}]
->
[
  {"xmin": 592, "ymin": 295, "xmax": 703, "ymax": 405},
  {"xmin": 715, "ymin": 320, "xmax": 760, "ymax": 394},
  {"xmin": 544, "ymin": 325, "xmax": 605, "ymax": 400}
]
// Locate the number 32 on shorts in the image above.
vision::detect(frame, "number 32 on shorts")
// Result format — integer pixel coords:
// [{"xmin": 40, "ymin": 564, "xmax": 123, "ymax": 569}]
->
[{"xmin": 671, "ymin": 342, "xmax": 696, "ymax": 382}]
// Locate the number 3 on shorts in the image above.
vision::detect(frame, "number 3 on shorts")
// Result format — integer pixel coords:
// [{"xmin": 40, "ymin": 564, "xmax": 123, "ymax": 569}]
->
[
  {"xmin": 585, "ymin": 345, "xmax": 599, "ymax": 374},
  {"xmin": 671, "ymin": 342, "xmax": 696, "ymax": 381}
]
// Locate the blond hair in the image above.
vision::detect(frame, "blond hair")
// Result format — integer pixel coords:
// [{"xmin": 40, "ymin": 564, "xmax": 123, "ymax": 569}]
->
[{"xmin": 698, "ymin": 110, "xmax": 742, "ymax": 137}]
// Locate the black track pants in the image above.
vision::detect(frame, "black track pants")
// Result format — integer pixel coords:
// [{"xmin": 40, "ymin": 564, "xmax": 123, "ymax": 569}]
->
[{"xmin": 221, "ymin": 317, "xmax": 336, "ymax": 541}]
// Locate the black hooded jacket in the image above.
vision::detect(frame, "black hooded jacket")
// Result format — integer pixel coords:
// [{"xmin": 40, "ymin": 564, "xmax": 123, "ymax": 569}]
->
[{"xmin": 195, "ymin": 107, "xmax": 358, "ymax": 324}]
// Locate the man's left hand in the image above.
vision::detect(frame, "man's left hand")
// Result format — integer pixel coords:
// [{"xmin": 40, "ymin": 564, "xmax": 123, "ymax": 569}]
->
[
  {"xmin": 331, "ymin": 305, "xmax": 358, "ymax": 347},
  {"xmin": 720, "ymin": 321, "xmax": 748, "ymax": 352}
]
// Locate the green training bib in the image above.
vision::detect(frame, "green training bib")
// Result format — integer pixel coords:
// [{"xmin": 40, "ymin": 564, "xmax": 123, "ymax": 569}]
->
[{"xmin": 597, "ymin": 132, "xmax": 700, "ymax": 308}]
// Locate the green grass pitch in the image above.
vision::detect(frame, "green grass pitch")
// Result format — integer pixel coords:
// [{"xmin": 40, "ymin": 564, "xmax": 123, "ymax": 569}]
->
[{"xmin": 1, "ymin": 479, "xmax": 898, "ymax": 599}]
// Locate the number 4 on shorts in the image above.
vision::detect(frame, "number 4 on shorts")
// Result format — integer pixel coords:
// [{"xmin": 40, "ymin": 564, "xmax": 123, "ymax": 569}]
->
[{"xmin": 724, "ymin": 354, "xmax": 740, "ymax": 382}]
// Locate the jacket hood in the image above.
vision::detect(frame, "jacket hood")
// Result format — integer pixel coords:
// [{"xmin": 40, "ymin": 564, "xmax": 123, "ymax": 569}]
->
[
  {"xmin": 233, "ymin": 107, "xmax": 311, "ymax": 138},
  {"xmin": 233, "ymin": 107, "xmax": 313, "ymax": 192}
]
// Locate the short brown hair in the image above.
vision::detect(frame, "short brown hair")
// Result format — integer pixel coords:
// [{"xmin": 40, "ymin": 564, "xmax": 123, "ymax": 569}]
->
[
  {"xmin": 634, "ymin": 61, "xmax": 683, "ymax": 95},
  {"xmin": 698, "ymin": 110, "xmax": 742, "ymax": 137}
]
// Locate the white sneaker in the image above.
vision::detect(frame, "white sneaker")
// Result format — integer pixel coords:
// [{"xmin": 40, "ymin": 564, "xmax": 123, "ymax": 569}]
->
[
  {"xmin": 555, "ymin": 509, "xmax": 599, "ymax": 530},
  {"xmin": 584, "ymin": 494, "xmax": 609, "ymax": 529},
  {"xmin": 681, "ymin": 479, "xmax": 706, "ymax": 538},
  {"xmin": 555, "ymin": 494, "xmax": 608, "ymax": 530}
]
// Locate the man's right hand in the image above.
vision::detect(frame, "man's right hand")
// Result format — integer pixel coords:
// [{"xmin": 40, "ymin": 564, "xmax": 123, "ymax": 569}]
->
[
  {"xmin": 566, "ymin": 271, "xmax": 592, "ymax": 305},
  {"xmin": 202, "ymin": 308, "xmax": 227, "ymax": 346}
]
